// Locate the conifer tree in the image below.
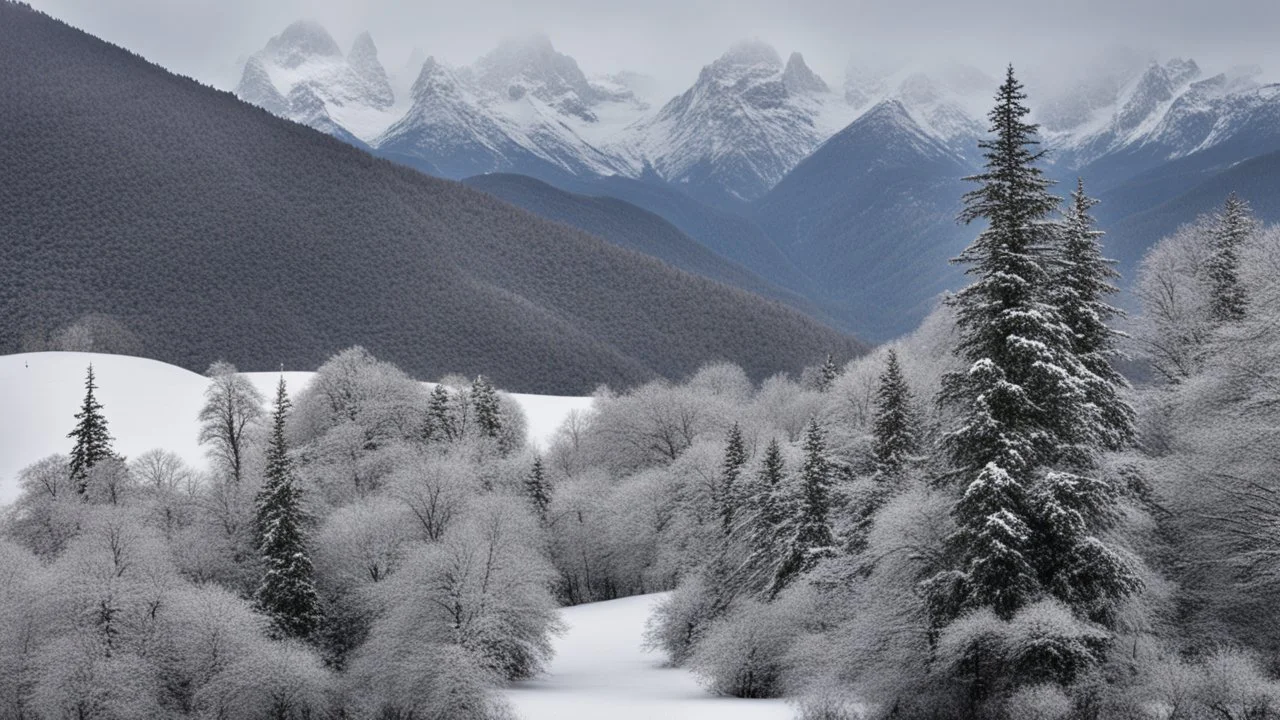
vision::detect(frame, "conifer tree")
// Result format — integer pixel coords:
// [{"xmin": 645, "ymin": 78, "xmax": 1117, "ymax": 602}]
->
[
  {"xmin": 1054, "ymin": 179, "xmax": 1136, "ymax": 451},
  {"xmin": 471, "ymin": 375, "xmax": 502, "ymax": 440},
  {"xmin": 816, "ymin": 354, "xmax": 841, "ymax": 392},
  {"xmin": 254, "ymin": 378, "xmax": 322, "ymax": 640},
  {"xmin": 737, "ymin": 438, "xmax": 789, "ymax": 596},
  {"xmin": 772, "ymin": 420, "xmax": 836, "ymax": 596},
  {"xmin": 871, "ymin": 350, "xmax": 917, "ymax": 479},
  {"xmin": 425, "ymin": 384, "xmax": 454, "ymax": 442},
  {"xmin": 1207, "ymin": 192, "xmax": 1254, "ymax": 323},
  {"xmin": 927, "ymin": 66, "xmax": 1098, "ymax": 622},
  {"xmin": 68, "ymin": 364, "xmax": 115, "ymax": 494},
  {"xmin": 525, "ymin": 455, "xmax": 551, "ymax": 523},
  {"xmin": 718, "ymin": 423, "xmax": 747, "ymax": 537}
]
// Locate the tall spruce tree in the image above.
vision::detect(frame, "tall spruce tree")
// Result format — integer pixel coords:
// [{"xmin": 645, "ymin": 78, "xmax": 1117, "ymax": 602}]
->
[
  {"xmin": 1207, "ymin": 192, "xmax": 1254, "ymax": 323},
  {"xmin": 871, "ymin": 350, "xmax": 917, "ymax": 479},
  {"xmin": 719, "ymin": 423, "xmax": 747, "ymax": 537},
  {"xmin": 68, "ymin": 364, "xmax": 115, "ymax": 494},
  {"xmin": 425, "ymin": 384, "xmax": 455, "ymax": 442},
  {"xmin": 525, "ymin": 455, "xmax": 552, "ymax": 523},
  {"xmin": 772, "ymin": 420, "xmax": 836, "ymax": 596},
  {"xmin": 1054, "ymin": 179, "xmax": 1136, "ymax": 452},
  {"xmin": 254, "ymin": 378, "xmax": 322, "ymax": 640},
  {"xmin": 926, "ymin": 66, "xmax": 1100, "ymax": 622},
  {"xmin": 472, "ymin": 375, "xmax": 502, "ymax": 439}
]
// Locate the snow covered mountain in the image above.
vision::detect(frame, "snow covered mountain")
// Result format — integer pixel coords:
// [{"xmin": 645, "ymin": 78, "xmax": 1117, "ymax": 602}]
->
[
  {"xmin": 620, "ymin": 41, "xmax": 855, "ymax": 205},
  {"xmin": 376, "ymin": 35, "xmax": 646, "ymax": 181},
  {"xmin": 228, "ymin": 24, "xmax": 1280, "ymax": 343},
  {"xmin": 234, "ymin": 21, "xmax": 399, "ymax": 144}
]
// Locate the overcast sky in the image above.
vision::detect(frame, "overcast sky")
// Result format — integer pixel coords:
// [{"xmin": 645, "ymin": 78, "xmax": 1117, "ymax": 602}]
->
[{"xmin": 26, "ymin": 0, "xmax": 1280, "ymax": 98}]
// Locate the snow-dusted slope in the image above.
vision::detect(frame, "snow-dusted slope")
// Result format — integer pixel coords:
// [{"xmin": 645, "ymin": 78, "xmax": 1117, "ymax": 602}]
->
[
  {"xmin": 0, "ymin": 353, "xmax": 593, "ymax": 506},
  {"xmin": 504, "ymin": 593, "xmax": 792, "ymax": 720},
  {"xmin": 624, "ymin": 41, "xmax": 856, "ymax": 204}
]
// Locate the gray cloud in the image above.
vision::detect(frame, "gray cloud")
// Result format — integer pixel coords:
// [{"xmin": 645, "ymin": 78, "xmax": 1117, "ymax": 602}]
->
[{"xmin": 26, "ymin": 0, "xmax": 1280, "ymax": 100}]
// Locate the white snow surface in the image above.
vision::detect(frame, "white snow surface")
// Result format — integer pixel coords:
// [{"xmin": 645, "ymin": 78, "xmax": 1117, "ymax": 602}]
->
[
  {"xmin": 0, "ymin": 352, "xmax": 593, "ymax": 506},
  {"xmin": 504, "ymin": 593, "xmax": 793, "ymax": 720}
]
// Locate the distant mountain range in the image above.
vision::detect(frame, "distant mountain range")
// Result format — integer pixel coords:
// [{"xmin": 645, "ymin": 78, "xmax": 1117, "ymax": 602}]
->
[
  {"xmin": 234, "ymin": 22, "xmax": 1280, "ymax": 341},
  {"xmin": 0, "ymin": 1, "xmax": 861, "ymax": 394}
]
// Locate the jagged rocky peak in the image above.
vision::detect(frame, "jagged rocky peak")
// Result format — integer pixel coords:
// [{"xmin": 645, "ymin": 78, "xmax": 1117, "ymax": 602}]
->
[
  {"xmin": 1165, "ymin": 57, "xmax": 1202, "ymax": 86},
  {"xmin": 710, "ymin": 39, "xmax": 783, "ymax": 76},
  {"xmin": 1114, "ymin": 58, "xmax": 1202, "ymax": 135},
  {"xmin": 348, "ymin": 31, "xmax": 381, "ymax": 74},
  {"xmin": 782, "ymin": 52, "xmax": 829, "ymax": 95},
  {"xmin": 409, "ymin": 56, "xmax": 462, "ymax": 98},
  {"xmin": 264, "ymin": 20, "xmax": 342, "ymax": 69},
  {"xmin": 476, "ymin": 33, "xmax": 604, "ymax": 120},
  {"xmin": 346, "ymin": 31, "xmax": 395, "ymax": 108}
]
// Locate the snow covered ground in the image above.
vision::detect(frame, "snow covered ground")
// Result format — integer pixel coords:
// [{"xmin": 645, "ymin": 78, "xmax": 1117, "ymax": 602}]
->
[
  {"xmin": 505, "ymin": 593, "xmax": 793, "ymax": 720},
  {"xmin": 0, "ymin": 352, "xmax": 593, "ymax": 505}
]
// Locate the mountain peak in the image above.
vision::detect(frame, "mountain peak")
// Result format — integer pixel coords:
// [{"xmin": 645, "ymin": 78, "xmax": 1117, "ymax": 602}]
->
[
  {"xmin": 716, "ymin": 39, "xmax": 783, "ymax": 70},
  {"xmin": 476, "ymin": 34, "xmax": 601, "ymax": 121},
  {"xmin": 349, "ymin": 31, "xmax": 378, "ymax": 63},
  {"xmin": 264, "ymin": 20, "xmax": 341, "ymax": 68},
  {"xmin": 491, "ymin": 32, "xmax": 557, "ymax": 59},
  {"xmin": 782, "ymin": 52, "xmax": 829, "ymax": 94},
  {"xmin": 346, "ymin": 30, "xmax": 394, "ymax": 109}
]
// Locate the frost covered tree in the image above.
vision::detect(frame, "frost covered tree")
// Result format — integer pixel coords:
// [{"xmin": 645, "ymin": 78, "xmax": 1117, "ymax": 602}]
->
[
  {"xmin": 718, "ymin": 423, "xmax": 747, "ymax": 537},
  {"xmin": 1207, "ymin": 192, "xmax": 1255, "ymax": 323},
  {"xmin": 198, "ymin": 361, "xmax": 264, "ymax": 484},
  {"xmin": 67, "ymin": 364, "xmax": 115, "ymax": 494},
  {"xmin": 472, "ymin": 374, "xmax": 502, "ymax": 440},
  {"xmin": 816, "ymin": 353, "xmax": 841, "ymax": 392},
  {"xmin": 871, "ymin": 349, "xmax": 917, "ymax": 479},
  {"xmin": 524, "ymin": 455, "xmax": 551, "ymax": 523},
  {"xmin": 738, "ymin": 438, "xmax": 788, "ymax": 597},
  {"xmin": 1052, "ymin": 180, "xmax": 1135, "ymax": 451},
  {"xmin": 254, "ymin": 378, "xmax": 322, "ymax": 640},
  {"xmin": 772, "ymin": 419, "xmax": 836, "ymax": 595},
  {"xmin": 425, "ymin": 383, "xmax": 457, "ymax": 442}
]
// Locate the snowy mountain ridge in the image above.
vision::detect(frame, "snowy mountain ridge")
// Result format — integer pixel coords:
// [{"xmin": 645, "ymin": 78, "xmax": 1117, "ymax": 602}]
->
[{"xmin": 234, "ymin": 21, "xmax": 1280, "ymax": 203}]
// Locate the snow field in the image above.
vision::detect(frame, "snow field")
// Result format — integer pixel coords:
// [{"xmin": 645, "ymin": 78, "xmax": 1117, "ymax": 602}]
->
[{"xmin": 504, "ymin": 593, "xmax": 793, "ymax": 720}]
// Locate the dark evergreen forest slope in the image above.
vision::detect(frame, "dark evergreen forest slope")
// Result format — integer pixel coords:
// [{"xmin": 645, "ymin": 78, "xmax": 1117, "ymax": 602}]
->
[
  {"xmin": 0, "ymin": 1, "xmax": 860, "ymax": 394},
  {"xmin": 461, "ymin": 173, "xmax": 840, "ymax": 326}
]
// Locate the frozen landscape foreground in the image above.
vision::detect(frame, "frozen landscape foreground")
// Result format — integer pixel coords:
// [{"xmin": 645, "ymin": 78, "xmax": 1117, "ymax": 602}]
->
[
  {"xmin": 0, "ymin": 352, "xmax": 594, "ymax": 505},
  {"xmin": 504, "ymin": 593, "xmax": 793, "ymax": 720}
]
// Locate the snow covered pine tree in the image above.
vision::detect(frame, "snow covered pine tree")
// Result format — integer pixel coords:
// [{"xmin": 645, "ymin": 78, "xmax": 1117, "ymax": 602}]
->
[
  {"xmin": 923, "ymin": 67, "xmax": 1138, "ymax": 632},
  {"xmin": 254, "ymin": 377, "xmax": 323, "ymax": 640}
]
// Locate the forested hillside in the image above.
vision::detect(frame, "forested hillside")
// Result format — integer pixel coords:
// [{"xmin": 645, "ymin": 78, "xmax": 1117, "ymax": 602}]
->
[
  {"xmin": 462, "ymin": 173, "xmax": 836, "ymax": 324},
  {"xmin": 0, "ymin": 1, "xmax": 859, "ymax": 394}
]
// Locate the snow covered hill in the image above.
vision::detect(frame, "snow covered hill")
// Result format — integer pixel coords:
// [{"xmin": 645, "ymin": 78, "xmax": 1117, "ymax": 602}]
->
[
  {"xmin": 504, "ymin": 593, "xmax": 792, "ymax": 720},
  {"xmin": 0, "ymin": 352, "xmax": 593, "ymax": 506}
]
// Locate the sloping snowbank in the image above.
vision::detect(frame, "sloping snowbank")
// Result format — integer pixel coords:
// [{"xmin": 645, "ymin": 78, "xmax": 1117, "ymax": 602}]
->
[
  {"xmin": 505, "ymin": 593, "xmax": 793, "ymax": 720},
  {"xmin": 0, "ymin": 352, "xmax": 592, "ymax": 505}
]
